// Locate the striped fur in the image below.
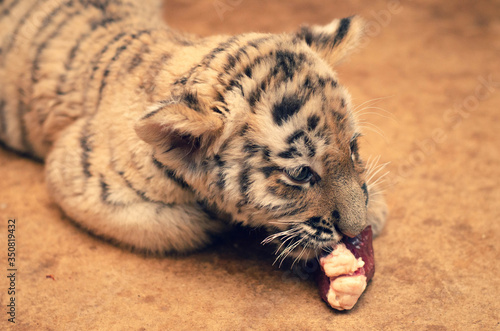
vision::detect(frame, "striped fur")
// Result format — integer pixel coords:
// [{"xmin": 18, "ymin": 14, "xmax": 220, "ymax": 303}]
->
[{"xmin": 0, "ymin": 0, "xmax": 387, "ymax": 258}]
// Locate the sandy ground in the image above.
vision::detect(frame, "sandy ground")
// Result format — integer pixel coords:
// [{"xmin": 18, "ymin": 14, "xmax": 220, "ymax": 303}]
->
[{"xmin": 1, "ymin": 0, "xmax": 499, "ymax": 329}]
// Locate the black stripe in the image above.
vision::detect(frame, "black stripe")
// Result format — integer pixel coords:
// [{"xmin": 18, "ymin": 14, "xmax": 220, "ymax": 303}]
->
[
  {"xmin": 239, "ymin": 123, "xmax": 249, "ymax": 136},
  {"xmin": 140, "ymin": 96, "xmax": 182, "ymax": 120},
  {"xmin": 215, "ymin": 91, "xmax": 226, "ymax": 104},
  {"xmin": 182, "ymin": 91, "xmax": 201, "ymax": 112},
  {"xmin": 277, "ymin": 147, "xmax": 301, "ymax": 159},
  {"xmin": 331, "ymin": 110, "xmax": 346, "ymax": 129},
  {"xmin": 247, "ymin": 85, "xmax": 261, "ymax": 108},
  {"xmin": 32, "ymin": 9, "xmax": 80, "ymax": 83},
  {"xmin": 95, "ymin": 32, "xmax": 151, "ymax": 112},
  {"xmin": 82, "ymin": 31, "xmax": 127, "ymax": 112},
  {"xmin": 306, "ymin": 216, "xmax": 322, "ymax": 226},
  {"xmin": 272, "ymin": 50, "xmax": 305, "ymax": 81},
  {"xmin": 79, "ymin": 0, "xmax": 135, "ymax": 12},
  {"xmin": 236, "ymin": 199, "xmax": 248, "ymax": 210},
  {"xmin": 340, "ymin": 98, "xmax": 346, "ymax": 109},
  {"xmin": 83, "ymin": 0, "xmax": 108, "ymax": 12},
  {"xmin": 362, "ymin": 182, "xmax": 369, "ymax": 206},
  {"xmin": 155, "ymin": 91, "xmax": 204, "ymax": 114},
  {"xmin": 151, "ymin": 156, "xmax": 192, "ymax": 191},
  {"xmin": 226, "ymin": 74, "xmax": 245, "ymax": 95},
  {"xmin": 244, "ymin": 65, "xmax": 252, "ymax": 78},
  {"xmin": 223, "ymin": 53, "xmax": 237, "ymax": 72},
  {"xmin": 350, "ymin": 136, "xmax": 359, "ymax": 155},
  {"xmin": 140, "ymin": 53, "xmax": 172, "ymax": 98},
  {"xmin": 299, "ymin": 17, "xmax": 351, "ymax": 51},
  {"xmin": 122, "ymin": 174, "xmax": 173, "ymax": 206},
  {"xmin": 57, "ymin": 17, "xmax": 121, "ymax": 95},
  {"xmin": 317, "ymin": 75, "xmax": 337, "ymax": 89},
  {"xmin": 216, "ymin": 37, "xmax": 273, "ymax": 84},
  {"xmin": 262, "ymin": 146, "xmax": 271, "ymax": 161},
  {"xmin": 304, "ymin": 136, "xmax": 316, "ymax": 157},
  {"xmin": 246, "ymin": 36, "xmax": 272, "ymax": 50},
  {"xmin": 68, "ymin": 37, "xmax": 90, "ymax": 64},
  {"xmin": 331, "ymin": 17, "xmax": 351, "ymax": 48},
  {"xmin": 0, "ymin": 0, "xmax": 21, "ymax": 21},
  {"xmin": 173, "ymin": 36, "xmax": 240, "ymax": 86},
  {"xmin": 276, "ymin": 179, "xmax": 303, "ymax": 192},
  {"xmin": 245, "ymin": 56, "xmax": 314, "ymax": 111},
  {"xmin": 272, "ymin": 94, "xmax": 302, "ymax": 126},
  {"xmin": 0, "ymin": 99, "xmax": 6, "ymax": 134},
  {"xmin": 272, "ymin": 205, "xmax": 308, "ymax": 218},
  {"xmin": 272, "ymin": 51, "xmax": 308, "ymax": 83},
  {"xmin": 203, "ymin": 35, "xmax": 240, "ymax": 64},
  {"xmin": 127, "ymin": 47, "xmax": 145, "ymax": 72},
  {"xmin": 303, "ymin": 76, "xmax": 313, "ymax": 89},
  {"xmin": 126, "ymin": 181, "xmax": 154, "ymax": 203},
  {"xmin": 213, "ymin": 154, "xmax": 225, "ymax": 167},
  {"xmin": 255, "ymin": 200, "xmax": 306, "ymax": 215},
  {"xmin": 259, "ymin": 166, "xmax": 280, "ymax": 178},
  {"xmin": 173, "ymin": 76, "xmax": 188, "ymax": 86},
  {"xmin": 88, "ymin": 31, "xmax": 129, "ymax": 79},
  {"xmin": 1, "ymin": 0, "xmax": 42, "ymax": 58},
  {"xmin": 180, "ymin": 36, "xmax": 276, "ymax": 105},
  {"xmin": 239, "ymin": 167, "xmax": 251, "ymax": 197},
  {"xmin": 211, "ymin": 106, "xmax": 224, "ymax": 115},
  {"xmin": 109, "ymin": 156, "xmax": 174, "ymax": 206},
  {"xmin": 307, "ymin": 115, "xmax": 320, "ymax": 131},
  {"xmin": 140, "ymin": 105, "xmax": 164, "ymax": 120},
  {"xmin": 100, "ymin": 174, "xmax": 111, "ymax": 202},
  {"xmin": 267, "ymin": 182, "xmax": 302, "ymax": 200},
  {"xmin": 212, "ymin": 155, "xmax": 227, "ymax": 189},
  {"xmin": 242, "ymin": 142, "xmax": 261, "ymax": 156},
  {"xmin": 80, "ymin": 120, "xmax": 93, "ymax": 178},
  {"xmin": 180, "ymin": 35, "xmax": 274, "ymax": 91},
  {"xmin": 306, "ymin": 217, "xmax": 334, "ymax": 235},
  {"xmin": 216, "ymin": 169, "xmax": 226, "ymax": 190},
  {"xmin": 58, "ymin": 31, "xmax": 91, "ymax": 92},
  {"xmin": 297, "ymin": 26, "xmax": 314, "ymax": 46},
  {"xmin": 226, "ymin": 54, "xmax": 269, "ymax": 100},
  {"xmin": 266, "ymin": 185, "xmax": 279, "ymax": 197},
  {"xmin": 287, "ymin": 130, "xmax": 305, "ymax": 144},
  {"xmin": 196, "ymin": 199, "xmax": 221, "ymax": 220},
  {"xmin": 17, "ymin": 93, "xmax": 33, "ymax": 154},
  {"xmin": 32, "ymin": 0, "xmax": 72, "ymax": 42},
  {"xmin": 255, "ymin": 202, "xmax": 288, "ymax": 212}
]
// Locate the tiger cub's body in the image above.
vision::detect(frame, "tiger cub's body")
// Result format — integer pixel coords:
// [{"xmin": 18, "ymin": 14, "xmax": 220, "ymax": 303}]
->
[{"xmin": 0, "ymin": 0, "xmax": 387, "ymax": 258}]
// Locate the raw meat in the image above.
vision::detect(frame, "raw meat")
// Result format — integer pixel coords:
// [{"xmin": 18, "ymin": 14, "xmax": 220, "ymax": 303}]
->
[{"xmin": 317, "ymin": 226, "xmax": 375, "ymax": 310}]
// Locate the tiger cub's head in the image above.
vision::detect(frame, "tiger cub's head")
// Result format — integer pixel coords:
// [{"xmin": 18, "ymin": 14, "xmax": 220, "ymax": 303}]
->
[{"xmin": 136, "ymin": 17, "xmax": 370, "ymax": 260}]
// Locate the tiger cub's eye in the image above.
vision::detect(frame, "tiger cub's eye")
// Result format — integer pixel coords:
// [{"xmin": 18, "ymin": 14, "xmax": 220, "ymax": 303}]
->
[{"xmin": 285, "ymin": 166, "xmax": 314, "ymax": 184}]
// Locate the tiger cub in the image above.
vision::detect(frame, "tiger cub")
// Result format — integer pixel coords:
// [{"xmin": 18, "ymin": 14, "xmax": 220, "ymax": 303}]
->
[{"xmin": 0, "ymin": 0, "xmax": 387, "ymax": 260}]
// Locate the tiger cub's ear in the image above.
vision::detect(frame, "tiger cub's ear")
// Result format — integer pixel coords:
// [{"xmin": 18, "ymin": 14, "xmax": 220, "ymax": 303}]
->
[
  {"xmin": 296, "ymin": 16, "xmax": 365, "ymax": 67},
  {"xmin": 135, "ymin": 93, "xmax": 224, "ymax": 162}
]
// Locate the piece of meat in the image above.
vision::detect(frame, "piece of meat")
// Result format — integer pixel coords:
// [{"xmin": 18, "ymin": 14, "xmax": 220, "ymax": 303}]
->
[{"xmin": 317, "ymin": 226, "xmax": 375, "ymax": 310}]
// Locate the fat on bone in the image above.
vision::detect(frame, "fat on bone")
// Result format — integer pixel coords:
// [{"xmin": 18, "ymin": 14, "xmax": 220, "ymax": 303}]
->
[{"xmin": 317, "ymin": 226, "xmax": 375, "ymax": 311}]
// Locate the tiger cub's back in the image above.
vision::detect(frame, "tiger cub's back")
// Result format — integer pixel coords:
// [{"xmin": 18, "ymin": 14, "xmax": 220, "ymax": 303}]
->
[{"xmin": 0, "ymin": 0, "xmax": 163, "ymax": 158}]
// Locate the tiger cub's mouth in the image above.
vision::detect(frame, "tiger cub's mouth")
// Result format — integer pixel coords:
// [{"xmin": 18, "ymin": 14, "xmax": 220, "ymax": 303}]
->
[{"xmin": 262, "ymin": 225, "xmax": 343, "ymax": 265}]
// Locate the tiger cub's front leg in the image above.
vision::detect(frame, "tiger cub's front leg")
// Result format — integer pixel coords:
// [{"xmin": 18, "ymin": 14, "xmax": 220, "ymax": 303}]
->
[{"xmin": 45, "ymin": 118, "xmax": 228, "ymax": 253}]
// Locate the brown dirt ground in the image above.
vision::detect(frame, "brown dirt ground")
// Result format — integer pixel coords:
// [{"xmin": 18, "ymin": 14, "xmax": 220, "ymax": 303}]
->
[{"xmin": 1, "ymin": 0, "xmax": 499, "ymax": 329}]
